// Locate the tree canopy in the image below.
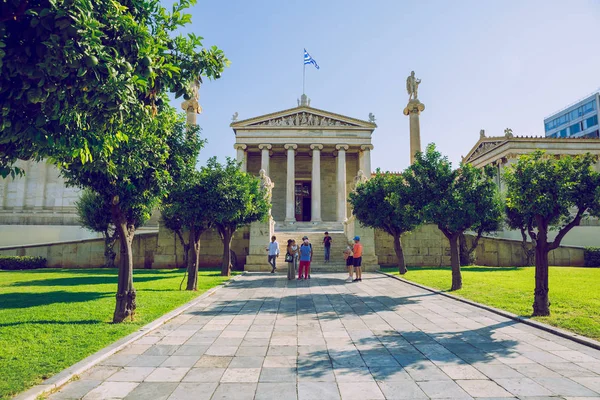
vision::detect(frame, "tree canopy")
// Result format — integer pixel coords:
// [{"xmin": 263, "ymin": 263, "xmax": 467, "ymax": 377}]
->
[
  {"xmin": 349, "ymin": 171, "xmax": 423, "ymax": 274},
  {"xmin": 408, "ymin": 144, "xmax": 503, "ymax": 290},
  {"xmin": 0, "ymin": 0, "xmax": 228, "ymax": 177},
  {"xmin": 503, "ymin": 150, "xmax": 600, "ymax": 316}
]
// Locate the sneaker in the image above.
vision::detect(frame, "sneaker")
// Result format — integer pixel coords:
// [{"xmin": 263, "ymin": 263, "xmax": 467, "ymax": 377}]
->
[
  {"xmin": 345, "ymin": 277, "xmax": 353, "ymax": 283},
  {"xmin": 353, "ymin": 279, "xmax": 359, "ymax": 282},
  {"xmin": 271, "ymin": 270, "xmax": 274, "ymax": 274},
  {"xmin": 358, "ymin": 278, "xmax": 362, "ymax": 282},
  {"xmin": 308, "ymin": 275, "xmax": 311, "ymax": 279}
]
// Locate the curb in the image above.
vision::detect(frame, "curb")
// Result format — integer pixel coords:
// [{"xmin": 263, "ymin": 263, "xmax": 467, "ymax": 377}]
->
[
  {"xmin": 13, "ymin": 272, "xmax": 247, "ymax": 400},
  {"xmin": 377, "ymin": 271, "xmax": 600, "ymax": 352}
]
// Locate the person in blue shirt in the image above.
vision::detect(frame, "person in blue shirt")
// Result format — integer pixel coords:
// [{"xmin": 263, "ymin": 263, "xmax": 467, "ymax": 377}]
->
[{"xmin": 298, "ymin": 236, "xmax": 312, "ymax": 280}]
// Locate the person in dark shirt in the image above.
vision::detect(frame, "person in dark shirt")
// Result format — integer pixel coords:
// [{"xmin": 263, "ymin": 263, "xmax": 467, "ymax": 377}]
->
[{"xmin": 323, "ymin": 231, "xmax": 332, "ymax": 263}]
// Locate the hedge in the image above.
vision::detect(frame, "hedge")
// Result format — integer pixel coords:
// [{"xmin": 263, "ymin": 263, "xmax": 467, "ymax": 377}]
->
[
  {"xmin": 0, "ymin": 256, "xmax": 47, "ymax": 270},
  {"xmin": 584, "ymin": 247, "xmax": 600, "ymax": 267}
]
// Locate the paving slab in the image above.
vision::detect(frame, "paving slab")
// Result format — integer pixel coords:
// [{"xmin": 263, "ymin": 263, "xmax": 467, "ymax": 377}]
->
[{"xmin": 42, "ymin": 273, "xmax": 600, "ymax": 400}]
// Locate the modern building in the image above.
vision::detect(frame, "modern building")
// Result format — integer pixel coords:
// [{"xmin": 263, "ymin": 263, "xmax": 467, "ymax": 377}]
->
[{"xmin": 544, "ymin": 91, "xmax": 599, "ymax": 139}]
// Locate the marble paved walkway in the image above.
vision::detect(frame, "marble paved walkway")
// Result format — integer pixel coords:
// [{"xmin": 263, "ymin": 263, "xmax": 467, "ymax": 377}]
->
[{"xmin": 48, "ymin": 273, "xmax": 600, "ymax": 400}]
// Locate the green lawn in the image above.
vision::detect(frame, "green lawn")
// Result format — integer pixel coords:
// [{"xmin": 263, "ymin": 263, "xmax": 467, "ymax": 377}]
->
[
  {"xmin": 382, "ymin": 266, "xmax": 600, "ymax": 341},
  {"xmin": 0, "ymin": 268, "xmax": 233, "ymax": 400}
]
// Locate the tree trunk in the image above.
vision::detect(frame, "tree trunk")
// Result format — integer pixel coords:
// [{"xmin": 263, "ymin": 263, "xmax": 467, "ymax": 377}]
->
[
  {"xmin": 448, "ymin": 233, "xmax": 462, "ymax": 291},
  {"xmin": 392, "ymin": 233, "xmax": 407, "ymax": 275},
  {"xmin": 532, "ymin": 227, "xmax": 550, "ymax": 316},
  {"xmin": 186, "ymin": 228, "xmax": 201, "ymax": 291},
  {"xmin": 520, "ymin": 227, "xmax": 535, "ymax": 266},
  {"xmin": 458, "ymin": 233, "xmax": 470, "ymax": 266},
  {"xmin": 111, "ymin": 200, "xmax": 136, "ymax": 323},
  {"xmin": 103, "ymin": 230, "xmax": 117, "ymax": 268},
  {"xmin": 175, "ymin": 230, "xmax": 189, "ymax": 268},
  {"xmin": 220, "ymin": 227, "xmax": 233, "ymax": 277}
]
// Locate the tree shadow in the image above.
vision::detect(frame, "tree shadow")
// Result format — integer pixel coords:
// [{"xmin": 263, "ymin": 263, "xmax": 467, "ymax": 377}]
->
[
  {"xmin": 0, "ymin": 319, "xmax": 103, "ymax": 328},
  {"xmin": 10, "ymin": 275, "xmax": 171, "ymax": 287},
  {"xmin": 190, "ymin": 273, "xmax": 524, "ymax": 382},
  {"xmin": 0, "ymin": 291, "xmax": 111, "ymax": 309},
  {"xmin": 394, "ymin": 266, "xmax": 525, "ymax": 272}
]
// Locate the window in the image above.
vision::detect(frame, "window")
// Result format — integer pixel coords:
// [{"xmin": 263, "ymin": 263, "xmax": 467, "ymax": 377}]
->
[
  {"xmin": 559, "ymin": 128, "xmax": 567, "ymax": 138},
  {"xmin": 585, "ymin": 115, "xmax": 598, "ymax": 129},
  {"xmin": 583, "ymin": 100, "xmax": 596, "ymax": 115},
  {"xmin": 570, "ymin": 122, "xmax": 582, "ymax": 135}
]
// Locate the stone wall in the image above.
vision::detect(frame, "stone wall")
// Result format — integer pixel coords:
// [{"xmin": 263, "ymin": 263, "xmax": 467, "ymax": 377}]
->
[
  {"xmin": 153, "ymin": 225, "xmax": 250, "ymax": 269},
  {"xmin": 375, "ymin": 224, "xmax": 585, "ymax": 267},
  {"xmin": 0, "ymin": 232, "xmax": 159, "ymax": 268}
]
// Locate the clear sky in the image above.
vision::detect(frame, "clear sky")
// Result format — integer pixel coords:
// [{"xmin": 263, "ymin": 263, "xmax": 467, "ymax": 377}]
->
[{"xmin": 168, "ymin": 0, "xmax": 600, "ymax": 172}]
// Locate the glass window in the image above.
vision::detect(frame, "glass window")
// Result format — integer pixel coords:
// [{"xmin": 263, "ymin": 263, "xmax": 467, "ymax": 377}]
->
[
  {"xmin": 585, "ymin": 115, "xmax": 598, "ymax": 129},
  {"xmin": 569, "ymin": 109, "xmax": 578, "ymax": 121},
  {"xmin": 559, "ymin": 128, "xmax": 567, "ymax": 138},
  {"xmin": 570, "ymin": 122, "xmax": 582, "ymax": 135}
]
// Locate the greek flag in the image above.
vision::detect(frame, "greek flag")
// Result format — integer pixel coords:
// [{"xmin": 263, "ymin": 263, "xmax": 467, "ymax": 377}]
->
[{"xmin": 304, "ymin": 49, "xmax": 319, "ymax": 69}]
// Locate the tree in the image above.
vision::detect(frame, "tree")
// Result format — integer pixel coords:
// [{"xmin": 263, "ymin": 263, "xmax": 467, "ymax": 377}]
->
[
  {"xmin": 349, "ymin": 171, "xmax": 423, "ymax": 274},
  {"xmin": 199, "ymin": 158, "xmax": 270, "ymax": 276},
  {"xmin": 59, "ymin": 108, "xmax": 192, "ymax": 322},
  {"xmin": 503, "ymin": 151, "xmax": 600, "ymax": 316},
  {"xmin": 459, "ymin": 199, "xmax": 503, "ymax": 266},
  {"xmin": 0, "ymin": 0, "xmax": 228, "ymax": 177},
  {"xmin": 505, "ymin": 206, "xmax": 535, "ymax": 266},
  {"xmin": 408, "ymin": 144, "xmax": 503, "ymax": 291}
]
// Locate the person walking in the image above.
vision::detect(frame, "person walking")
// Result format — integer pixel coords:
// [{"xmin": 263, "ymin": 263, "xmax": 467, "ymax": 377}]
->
[
  {"xmin": 266, "ymin": 235, "xmax": 279, "ymax": 273},
  {"xmin": 323, "ymin": 231, "xmax": 332, "ymax": 263},
  {"xmin": 352, "ymin": 236, "xmax": 363, "ymax": 282},
  {"xmin": 343, "ymin": 241, "xmax": 354, "ymax": 283},
  {"xmin": 298, "ymin": 236, "xmax": 312, "ymax": 280},
  {"xmin": 285, "ymin": 239, "xmax": 296, "ymax": 280}
]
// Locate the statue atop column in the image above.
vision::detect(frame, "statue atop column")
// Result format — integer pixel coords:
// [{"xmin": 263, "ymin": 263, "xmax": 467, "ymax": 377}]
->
[
  {"xmin": 181, "ymin": 79, "xmax": 202, "ymax": 124},
  {"xmin": 259, "ymin": 169, "xmax": 274, "ymax": 203},
  {"xmin": 406, "ymin": 71, "xmax": 421, "ymax": 101}
]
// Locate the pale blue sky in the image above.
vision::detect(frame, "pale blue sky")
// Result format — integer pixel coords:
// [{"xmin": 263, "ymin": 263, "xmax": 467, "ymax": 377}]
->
[{"xmin": 169, "ymin": 0, "xmax": 600, "ymax": 172}]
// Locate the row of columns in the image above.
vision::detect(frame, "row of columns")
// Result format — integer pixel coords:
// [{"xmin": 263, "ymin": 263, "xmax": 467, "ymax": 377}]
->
[{"xmin": 234, "ymin": 143, "xmax": 373, "ymax": 223}]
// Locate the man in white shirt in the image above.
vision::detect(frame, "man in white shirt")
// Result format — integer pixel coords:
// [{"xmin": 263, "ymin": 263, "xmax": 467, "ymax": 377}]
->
[{"xmin": 266, "ymin": 235, "xmax": 280, "ymax": 273}]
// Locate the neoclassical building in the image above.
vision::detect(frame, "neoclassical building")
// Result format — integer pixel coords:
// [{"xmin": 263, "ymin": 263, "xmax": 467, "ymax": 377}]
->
[{"xmin": 231, "ymin": 94, "xmax": 375, "ymax": 228}]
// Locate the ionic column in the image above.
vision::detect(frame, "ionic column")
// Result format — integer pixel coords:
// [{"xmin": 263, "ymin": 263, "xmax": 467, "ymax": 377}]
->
[
  {"xmin": 234, "ymin": 144, "xmax": 247, "ymax": 172},
  {"xmin": 336, "ymin": 144, "xmax": 349, "ymax": 222},
  {"xmin": 310, "ymin": 144, "xmax": 323, "ymax": 222},
  {"xmin": 284, "ymin": 144, "xmax": 297, "ymax": 223},
  {"xmin": 361, "ymin": 145, "xmax": 374, "ymax": 176},
  {"xmin": 403, "ymin": 99, "xmax": 425, "ymax": 164},
  {"xmin": 258, "ymin": 144, "xmax": 272, "ymax": 176}
]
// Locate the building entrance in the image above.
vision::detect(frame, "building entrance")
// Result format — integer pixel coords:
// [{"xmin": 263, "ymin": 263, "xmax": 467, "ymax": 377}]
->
[{"xmin": 294, "ymin": 181, "xmax": 311, "ymax": 221}]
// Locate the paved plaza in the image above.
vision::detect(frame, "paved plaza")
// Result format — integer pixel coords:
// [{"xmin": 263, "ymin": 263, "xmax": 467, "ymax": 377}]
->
[{"xmin": 48, "ymin": 273, "xmax": 600, "ymax": 400}]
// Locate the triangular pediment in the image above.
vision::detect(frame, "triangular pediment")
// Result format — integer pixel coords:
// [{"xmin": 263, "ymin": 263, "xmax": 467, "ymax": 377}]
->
[
  {"xmin": 231, "ymin": 106, "xmax": 376, "ymax": 130},
  {"xmin": 463, "ymin": 139, "xmax": 507, "ymax": 164}
]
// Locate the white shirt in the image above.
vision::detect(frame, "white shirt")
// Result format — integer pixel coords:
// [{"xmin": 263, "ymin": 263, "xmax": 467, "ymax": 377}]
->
[{"xmin": 268, "ymin": 241, "xmax": 280, "ymax": 256}]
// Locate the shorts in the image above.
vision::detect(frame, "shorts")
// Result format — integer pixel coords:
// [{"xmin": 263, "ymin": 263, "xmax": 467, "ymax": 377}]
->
[
  {"xmin": 353, "ymin": 256, "xmax": 362, "ymax": 267},
  {"xmin": 346, "ymin": 256, "xmax": 353, "ymax": 266}
]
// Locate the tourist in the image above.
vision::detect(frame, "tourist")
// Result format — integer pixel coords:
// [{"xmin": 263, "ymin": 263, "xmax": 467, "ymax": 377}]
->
[
  {"xmin": 266, "ymin": 235, "xmax": 279, "ymax": 273},
  {"xmin": 291, "ymin": 239, "xmax": 299, "ymax": 272},
  {"xmin": 323, "ymin": 231, "xmax": 332, "ymax": 263},
  {"xmin": 285, "ymin": 239, "xmax": 296, "ymax": 280},
  {"xmin": 343, "ymin": 241, "xmax": 354, "ymax": 283},
  {"xmin": 298, "ymin": 236, "xmax": 312, "ymax": 280},
  {"xmin": 352, "ymin": 236, "xmax": 363, "ymax": 282}
]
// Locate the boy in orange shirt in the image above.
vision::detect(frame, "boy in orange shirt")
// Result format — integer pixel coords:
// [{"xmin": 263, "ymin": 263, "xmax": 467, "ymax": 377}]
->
[{"xmin": 352, "ymin": 236, "xmax": 363, "ymax": 282}]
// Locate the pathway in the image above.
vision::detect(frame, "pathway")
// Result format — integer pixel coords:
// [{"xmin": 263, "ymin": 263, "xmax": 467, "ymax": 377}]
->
[{"xmin": 48, "ymin": 273, "xmax": 600, "ymax": 400}]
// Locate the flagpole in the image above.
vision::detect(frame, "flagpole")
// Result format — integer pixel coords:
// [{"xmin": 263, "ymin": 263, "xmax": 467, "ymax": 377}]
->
[{"xmin": 303, "ymin": 62, "xmax": 306, "ymax": 95}]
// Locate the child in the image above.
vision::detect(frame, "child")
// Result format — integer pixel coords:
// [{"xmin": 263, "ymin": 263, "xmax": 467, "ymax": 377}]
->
[
  {"xmin": 352, "ymin": 236, "xmax": 363, "ymax": 282},
  {"xmin": 343, "ymin": 241, "xmax": 354, "ymax": 283}
]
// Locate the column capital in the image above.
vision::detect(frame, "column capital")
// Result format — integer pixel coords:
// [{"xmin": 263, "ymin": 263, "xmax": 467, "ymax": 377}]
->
[
  {"xmin": 360, "ymin": 144, "xmax": 374, "ymax": 151},
  {"xmin": 284, "ymin": 144, "xmax": 298, "ymax": 150},
  {"xmin": 336, "ymin": 144, "xmax": 349, "ymax": 151},
  {"xmin": 310, "ymin": 144, "xmax": 324, "ymax": 151},
  {"xmin": 403, "ymin": 99, "xmax": 426, "ymax": 116},
  {"xmin": 233, "ymin": 143, "xmax": 247, "ymax": 150},
  {"xmin": 258, "ymin": 144, "xmax": 272, "ymax": 150}
]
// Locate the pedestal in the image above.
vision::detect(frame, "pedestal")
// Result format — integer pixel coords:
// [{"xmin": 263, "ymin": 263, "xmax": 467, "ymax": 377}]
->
[
  {"xmin": 244, "ymin": 217, "xmax": 275, "ymax": 272},
  {"xmin": 344, "ymin": 215, "xmax": 379, "ymax": 271}
]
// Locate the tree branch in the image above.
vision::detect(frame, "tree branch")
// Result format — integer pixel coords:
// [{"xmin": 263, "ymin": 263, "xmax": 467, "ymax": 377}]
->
[{"xmin": 549, "ymin": 208, "xmax": 584, "ymax": 250}]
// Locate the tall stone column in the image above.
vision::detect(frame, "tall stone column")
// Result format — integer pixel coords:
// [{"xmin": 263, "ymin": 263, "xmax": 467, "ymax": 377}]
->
[
  {"xmin": 403, "ymin": 99, "xmax": 425, "ymax": 164},
  {"xmin": 258, "ymin": 144, "xmax": 272, "ymax": 176},
  {"xmin": 360, "ymin": 145, "xmax": 374, "ymax": 176},
  {"xmin": 336, "ymin": 144, "xmax": 349, "ymax": 223},
  {"xmin": 284, "ymin": 144, "xmax": 297, "ymax": 223},
  {"xmin": 234, "ymin": 144, "xmax": 247, "ymax": 172},
  {"xmin": 310, "ymin": 144, "xmax": 323, "ymax": 222}
]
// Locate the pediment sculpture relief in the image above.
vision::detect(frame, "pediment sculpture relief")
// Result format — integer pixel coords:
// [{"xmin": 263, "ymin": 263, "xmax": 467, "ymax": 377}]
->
[{"xmin": 249, "ymin": 112, "xmax": 357, "ymax": 127}]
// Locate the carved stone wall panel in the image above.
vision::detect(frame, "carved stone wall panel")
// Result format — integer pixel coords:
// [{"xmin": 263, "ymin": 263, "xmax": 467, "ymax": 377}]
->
[{"xmin": 248, "ymin": 112, "xmax": 359, "ymax": 128}]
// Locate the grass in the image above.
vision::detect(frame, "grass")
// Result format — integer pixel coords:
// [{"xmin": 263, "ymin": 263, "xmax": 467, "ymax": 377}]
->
[
  {"xmin": 0, "ymin": 268, "xmax": 234, "ymax": 400},
  {"xmin": 382, "ymin": 265, "xmax": 600, "ymax": 341}
]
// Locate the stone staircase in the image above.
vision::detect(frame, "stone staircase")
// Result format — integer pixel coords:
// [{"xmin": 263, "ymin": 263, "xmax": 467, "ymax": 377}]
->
[{"xmin": 273, "ymin": 231, "xmax": 351, "ymax": 272}]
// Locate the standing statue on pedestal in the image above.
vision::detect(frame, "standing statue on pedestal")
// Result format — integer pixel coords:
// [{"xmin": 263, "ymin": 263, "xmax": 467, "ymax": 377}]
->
[
  {"xmin": 406, "ymin": 71, "xmax": 421, "ymax": 100},
  {"xmin": 353, "ymin": 170, "xmax": 369, "ymax": 191},
  {"xmin": 259, "ymin": 169, "xmax": 274, "ymax": 203}
]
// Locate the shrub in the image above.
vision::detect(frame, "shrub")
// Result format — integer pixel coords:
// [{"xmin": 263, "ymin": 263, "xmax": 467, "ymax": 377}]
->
[
  {"xmin": 0, "ymin": 256, "xmax": 47, "ymax": 270},
  {"xmin": 584, "ymin": 247, "xmax": 600, "ymax": 267}
]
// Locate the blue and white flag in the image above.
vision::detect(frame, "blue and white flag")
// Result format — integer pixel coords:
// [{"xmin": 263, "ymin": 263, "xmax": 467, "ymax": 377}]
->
[{"xmin": 304, "ymin": 49, "xmax": 319, "ymax": 70}]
